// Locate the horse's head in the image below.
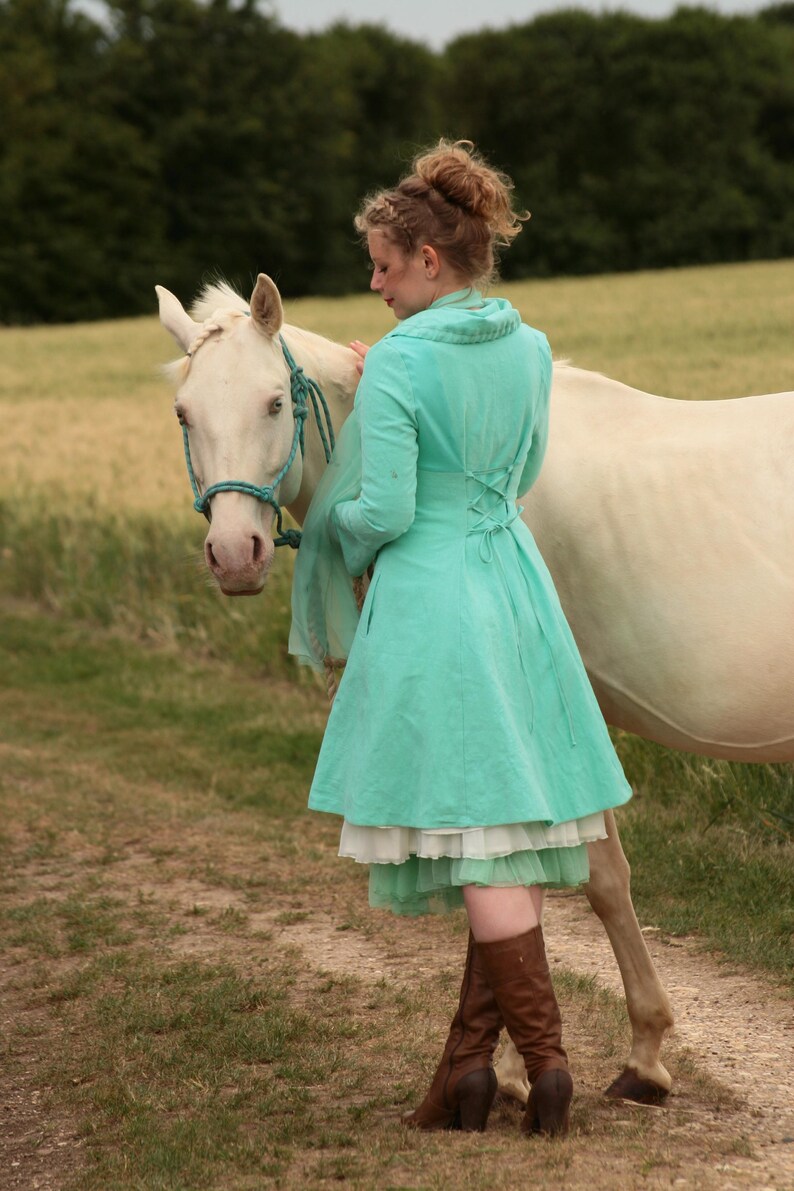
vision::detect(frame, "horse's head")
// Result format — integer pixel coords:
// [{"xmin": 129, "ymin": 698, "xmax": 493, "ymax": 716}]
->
[{"xmin": 157, "ymin": 274, "xmax": 304, "ymax": 595}]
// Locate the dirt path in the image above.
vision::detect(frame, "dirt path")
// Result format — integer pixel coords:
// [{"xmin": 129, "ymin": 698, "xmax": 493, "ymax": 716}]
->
[
  {"xmin": 544, "ymin": 892, "xmax": 794, "ymax": 1190},
  {"xmin": 3, "ymin": 836, "xmax": 794, "ymax": 1190},
  {"xmin": 155, "ymin": 853, "xmax": 794, "ymax": 1189},
  {"xmin": 126, "ymin": 838, "xmax": 794, "ymax": 1190}
]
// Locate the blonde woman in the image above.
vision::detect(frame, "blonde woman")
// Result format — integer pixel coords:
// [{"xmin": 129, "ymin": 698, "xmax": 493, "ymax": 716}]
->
[{"xmin": 290, "ymin": 141, "xmax": 632, "ymax": 1137}]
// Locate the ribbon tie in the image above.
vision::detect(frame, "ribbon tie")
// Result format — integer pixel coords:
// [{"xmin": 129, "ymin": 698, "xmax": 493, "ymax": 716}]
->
[{"xmin": 466, "ymin": 466, "xmax": 577, "ymax": 746}]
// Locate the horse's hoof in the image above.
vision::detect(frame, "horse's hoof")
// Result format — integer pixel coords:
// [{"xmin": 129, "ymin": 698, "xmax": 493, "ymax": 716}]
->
[{"xmin": 604, "ymin": 1067, "xmax": 670, "ymax": 1105}]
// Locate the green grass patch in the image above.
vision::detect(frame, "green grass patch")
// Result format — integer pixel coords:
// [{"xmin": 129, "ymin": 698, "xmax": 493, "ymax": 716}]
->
[
  {"xmin": 0, "ymin": 493, "xmax": 298, "ymax": 679},
  {"xmin": 0, "ymin": 602, "xmax": 322, "ymax": 823},
  {"xmin": 37, "ymin": 954, "xmax": 392, "ymax": 1189},
  {"xmin": 5, "ymin": 893, "xmax": 132, "ymax": 956},
  {"xmin": 616, "ymin": 733, "xmax": 794, "ymax": 983},
  {"xmin": 0, "ymin": 599, "xmax": 784, "ymax": 1188}
]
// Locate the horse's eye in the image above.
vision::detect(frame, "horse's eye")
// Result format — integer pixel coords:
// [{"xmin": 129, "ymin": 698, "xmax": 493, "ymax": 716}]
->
[
  {"xmin": 271, "ymin": 398, "xmax": 284, "ymax": 414},
  {"xmin": 175, "ymin": 406, "xmax": 188, "ymax": 426}
]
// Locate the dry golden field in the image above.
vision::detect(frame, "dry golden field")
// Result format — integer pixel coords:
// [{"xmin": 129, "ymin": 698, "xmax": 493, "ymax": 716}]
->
[{"xmin": 1, "ymin": 258, "xmax": 792, "ymax": 515}]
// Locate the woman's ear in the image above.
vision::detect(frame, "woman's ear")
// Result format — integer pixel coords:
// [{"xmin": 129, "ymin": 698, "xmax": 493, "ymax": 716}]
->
[{"xmin": 421, "ymin": 245, "xmax": 441, "ymax": 279}]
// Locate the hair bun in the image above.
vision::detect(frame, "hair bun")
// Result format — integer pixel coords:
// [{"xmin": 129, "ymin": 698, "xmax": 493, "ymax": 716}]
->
[
  {"xmin": 354, "ymin": 138, "xmax": 528, "ymax": 288},
  {"xmin": 413, "ymin": 139, "xmax": 523, "ymax": 238}
]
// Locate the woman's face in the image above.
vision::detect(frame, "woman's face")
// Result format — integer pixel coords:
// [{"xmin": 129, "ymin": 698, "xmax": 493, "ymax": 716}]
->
[{"xmin": 367, "ymin": 229, "xmax": 436, "ymax": 321}]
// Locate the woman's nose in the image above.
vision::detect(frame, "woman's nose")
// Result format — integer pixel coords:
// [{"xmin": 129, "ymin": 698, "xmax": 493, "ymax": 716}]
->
[{"xmin": 370, "ymin": 273, "xmax": 381, "ymax": 293}]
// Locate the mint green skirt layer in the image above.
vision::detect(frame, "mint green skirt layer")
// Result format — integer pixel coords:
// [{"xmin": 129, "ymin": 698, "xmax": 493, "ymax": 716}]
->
[
  {"xmin": 343, "ymin": 817, "xmax": 602, "ymax": 916},
  {"xmin": 289, "ymin": 292, "xmax": 632, "ymax": 917},
  {"xmin": 368, "ymin": 853, "xmax": 589, "ymax": 917}
]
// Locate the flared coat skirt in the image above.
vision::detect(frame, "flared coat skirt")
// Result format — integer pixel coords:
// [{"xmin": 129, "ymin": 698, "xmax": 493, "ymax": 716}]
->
[{"xmin": 305, "ymin": 471, "xmax": 632, "ymax": 912}]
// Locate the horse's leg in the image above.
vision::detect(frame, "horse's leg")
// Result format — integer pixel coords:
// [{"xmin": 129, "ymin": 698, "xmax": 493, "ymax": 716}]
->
[
  {"xmin": 585, "ymin": 809, "xmax": 673, "ymax": 1103},
  {"xmin": 494, "ymin": 1040, "xmax": 529, "ymax": 1105},
  {"xmin": 494, "ymin": 809, "xmax": 672, "ymax": 1107}
]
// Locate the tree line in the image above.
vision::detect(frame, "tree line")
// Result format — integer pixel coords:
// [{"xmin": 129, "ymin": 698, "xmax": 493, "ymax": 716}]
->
[{"xmin": 1, "ymin": 0, "xmax": 792, "ymax": 322}]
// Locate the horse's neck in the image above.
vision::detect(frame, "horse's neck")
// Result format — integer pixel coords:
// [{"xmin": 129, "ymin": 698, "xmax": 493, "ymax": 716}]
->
[{"xmin": 281, "ymin": 323, "xmax": 359, "ymax": 526}]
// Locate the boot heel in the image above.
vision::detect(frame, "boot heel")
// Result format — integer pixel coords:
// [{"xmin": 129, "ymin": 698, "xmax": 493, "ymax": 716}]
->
[
  {"xmin": 454, "ymin": 1068, "xmax": 498, "ymax": 1132},
  {"xmin": 525, "ymin": 1069, "xmax": 573, "ymax": 1136}
]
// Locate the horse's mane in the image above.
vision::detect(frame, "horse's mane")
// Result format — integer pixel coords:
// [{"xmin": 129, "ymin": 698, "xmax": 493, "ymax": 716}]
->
[
  {"xmin": 160, "ymin": 280, "xmax": 250, "ymax": 384},
  {"xmin": 190, "ymin": 279, "xmax": 249, "ymax": 322},
  {"xmin": 190, "ymin": 279, "xmax": 354, "ymax": 372},
  {"xmin": 162, "ymin": 277, "xmax": 356, "ymax": 394}
]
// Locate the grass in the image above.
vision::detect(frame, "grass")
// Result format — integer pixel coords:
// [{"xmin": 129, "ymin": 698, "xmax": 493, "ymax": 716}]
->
[
  {"xmin": 1, "ymin": 260, "xmax": 792, "ymax": 1186},
  {"xmin": 0, "ymin": 600, "xmax": 705, "ymax": 1191},
  {"xmin": 0, "ymin": 607, "xmax": 323, "ymax": 822},
  {"xmin": 617, "ymin": 735, "xmax": 794, "ymax": 980},
  {"xmin": 0, "ymin": 597, "xmax": 784, "ymax": 1186},
  {"xmin": 0, "ymin": 590, "xmax": 780, "ymax": 1186},
  {"xmin": 0, "ymin": 494, "xmax": 299, "ymax": 678}
]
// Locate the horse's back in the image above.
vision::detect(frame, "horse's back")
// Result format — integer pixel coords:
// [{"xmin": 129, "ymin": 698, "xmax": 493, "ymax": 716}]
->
[{"xmin": 522, "ymin": 367, "xmax": 794, "ymax": 760}]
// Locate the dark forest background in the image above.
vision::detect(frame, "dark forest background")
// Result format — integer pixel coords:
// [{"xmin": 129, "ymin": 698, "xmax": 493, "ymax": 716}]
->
[{"xmin": 1, "ymin": 0, "xmax": 793, "ymax": 323}]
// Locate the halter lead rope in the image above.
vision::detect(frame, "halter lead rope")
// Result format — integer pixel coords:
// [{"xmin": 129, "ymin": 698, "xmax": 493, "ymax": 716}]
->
[{"xmin": 181, "ymin": 332, "xmax": 335, "ymax": 548}]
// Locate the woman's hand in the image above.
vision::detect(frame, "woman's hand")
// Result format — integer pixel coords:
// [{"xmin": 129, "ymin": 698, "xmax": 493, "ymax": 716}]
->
[{"xmin": 349, "ymin": 340, "xmax": 370, "ymax": 377}]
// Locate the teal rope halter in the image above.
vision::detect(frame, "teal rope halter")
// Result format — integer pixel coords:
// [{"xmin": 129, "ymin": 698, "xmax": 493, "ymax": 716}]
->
[{"xmin": 181, "ymin": 333, "xmax": 335, "ymax": 549}]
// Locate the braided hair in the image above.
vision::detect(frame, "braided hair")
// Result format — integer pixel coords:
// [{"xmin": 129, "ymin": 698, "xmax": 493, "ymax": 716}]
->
[{"xmin": 355, "ymin": 140, "xmax": 528, "ymax": 288}]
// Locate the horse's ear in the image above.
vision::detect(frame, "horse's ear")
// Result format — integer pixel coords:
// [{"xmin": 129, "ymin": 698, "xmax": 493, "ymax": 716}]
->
[
  {"xmin": 156, "ymin": 285, "xmax": 198, "ymax": 352},
  {"xmin": 250, "ymin": 273, "xmax": 283, "ymax": 338}
]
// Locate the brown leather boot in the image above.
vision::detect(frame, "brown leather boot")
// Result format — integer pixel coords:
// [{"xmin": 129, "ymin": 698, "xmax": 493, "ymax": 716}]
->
[
  {"xmin": 479, "ymin": 924, "xmax": 573, "ymax": 1137},
  {"xmin": 403, "ymin": 932, "xmax": 503, "ymax": 1131}
]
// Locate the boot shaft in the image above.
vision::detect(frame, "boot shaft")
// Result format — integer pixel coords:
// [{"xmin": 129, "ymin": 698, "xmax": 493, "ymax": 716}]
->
[
  {"xmin": 478, "ymin": 925, "xmax": 568, "ymax": 1085},
  {"xmin": 404, "ymin": 932, "xmax": 502, "ymax": 1130}
]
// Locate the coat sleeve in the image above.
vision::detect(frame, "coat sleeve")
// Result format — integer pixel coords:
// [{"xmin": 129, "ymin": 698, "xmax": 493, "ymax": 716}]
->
[
  {"xmin": 516, "ymin": 334, "xmax": 553, "ymax": 498},
  {"xmin": 332, "ymin": 340, "xmax": 418, "ymax": 577}
]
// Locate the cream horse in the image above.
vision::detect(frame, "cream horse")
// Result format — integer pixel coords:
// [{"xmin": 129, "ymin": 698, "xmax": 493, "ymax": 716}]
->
[{"xmin": 158, "ymin": 273, "xmax": 794, "ymax": 1106}]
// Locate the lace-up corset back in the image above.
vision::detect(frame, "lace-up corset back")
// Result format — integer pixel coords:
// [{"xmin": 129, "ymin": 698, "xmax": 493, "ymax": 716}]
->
[
  {"xmin": 302, "ymin": 295, "xmax": 633, "ymax": 835},
  {"xmin": 411, "ymin": 464, "xmax": 523, "ymax": 557},
  {"xmin": 466, "ymin": 465, "xmax": 522, "ymax": 558}
]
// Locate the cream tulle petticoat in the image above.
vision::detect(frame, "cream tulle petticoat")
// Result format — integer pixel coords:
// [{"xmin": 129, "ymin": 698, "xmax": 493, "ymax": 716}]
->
[{"xmin": 339, "ymin": 813, "xmax": 607, "ymax": 917}]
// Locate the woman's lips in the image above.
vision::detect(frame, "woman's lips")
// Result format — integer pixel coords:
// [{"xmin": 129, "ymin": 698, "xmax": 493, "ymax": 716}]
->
[{"xmin": 385, "ymin": 298, "xmax": 394, "ymax": 307}]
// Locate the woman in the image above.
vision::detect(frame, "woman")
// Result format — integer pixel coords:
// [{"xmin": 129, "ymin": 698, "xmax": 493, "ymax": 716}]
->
[{"xmin": 289, "ymin": 140, "xmax": 632, "ymax": 1137}]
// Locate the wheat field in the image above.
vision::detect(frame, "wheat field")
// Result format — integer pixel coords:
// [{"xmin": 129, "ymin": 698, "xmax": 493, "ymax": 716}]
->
[{"xmin": 1, "ymin": 258, "xmax": 791, "ymax": 515}]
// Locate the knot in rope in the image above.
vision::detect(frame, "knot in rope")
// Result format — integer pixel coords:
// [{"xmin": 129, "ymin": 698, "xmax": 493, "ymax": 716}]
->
[{"xmin": 276, "ymin": 527, "xmax": 303, "ymax": 549}]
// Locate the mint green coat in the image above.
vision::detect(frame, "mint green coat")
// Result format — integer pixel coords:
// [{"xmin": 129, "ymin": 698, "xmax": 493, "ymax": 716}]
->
[{"xmin": 306, "ymin": 293, "xmax": 632, "ymax": 829}]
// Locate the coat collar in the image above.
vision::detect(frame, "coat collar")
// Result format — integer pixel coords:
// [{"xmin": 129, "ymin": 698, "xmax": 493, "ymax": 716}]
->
[{"xmin": 386, "ymin": 288, "xmax": 521, "ymax": 345}]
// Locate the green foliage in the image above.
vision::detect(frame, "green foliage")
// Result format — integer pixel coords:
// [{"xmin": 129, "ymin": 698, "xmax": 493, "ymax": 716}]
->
[
  {"xmin": 0, "ymin": 0, "xmax": 793, "ymax": 321},
  {"xmin": 0, "ymin": 0, "xmax": 441, "ymax": 319},
  {"xmin": 0, "ymin": 0, "xmax": 167, "ymax": 321},
  {"xmin": 444, "ymin": 8, "xmax": 794, "ymax": 278}
]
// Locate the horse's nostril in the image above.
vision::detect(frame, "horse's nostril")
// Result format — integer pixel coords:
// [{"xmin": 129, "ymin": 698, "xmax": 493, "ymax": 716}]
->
[
  {"xmin": 206, "ymin": 542, "xmax": 219, "ymax": 571},
  {"xmin": 251, "ymin": 534, "xmax": 265, "ymax": 564}
]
